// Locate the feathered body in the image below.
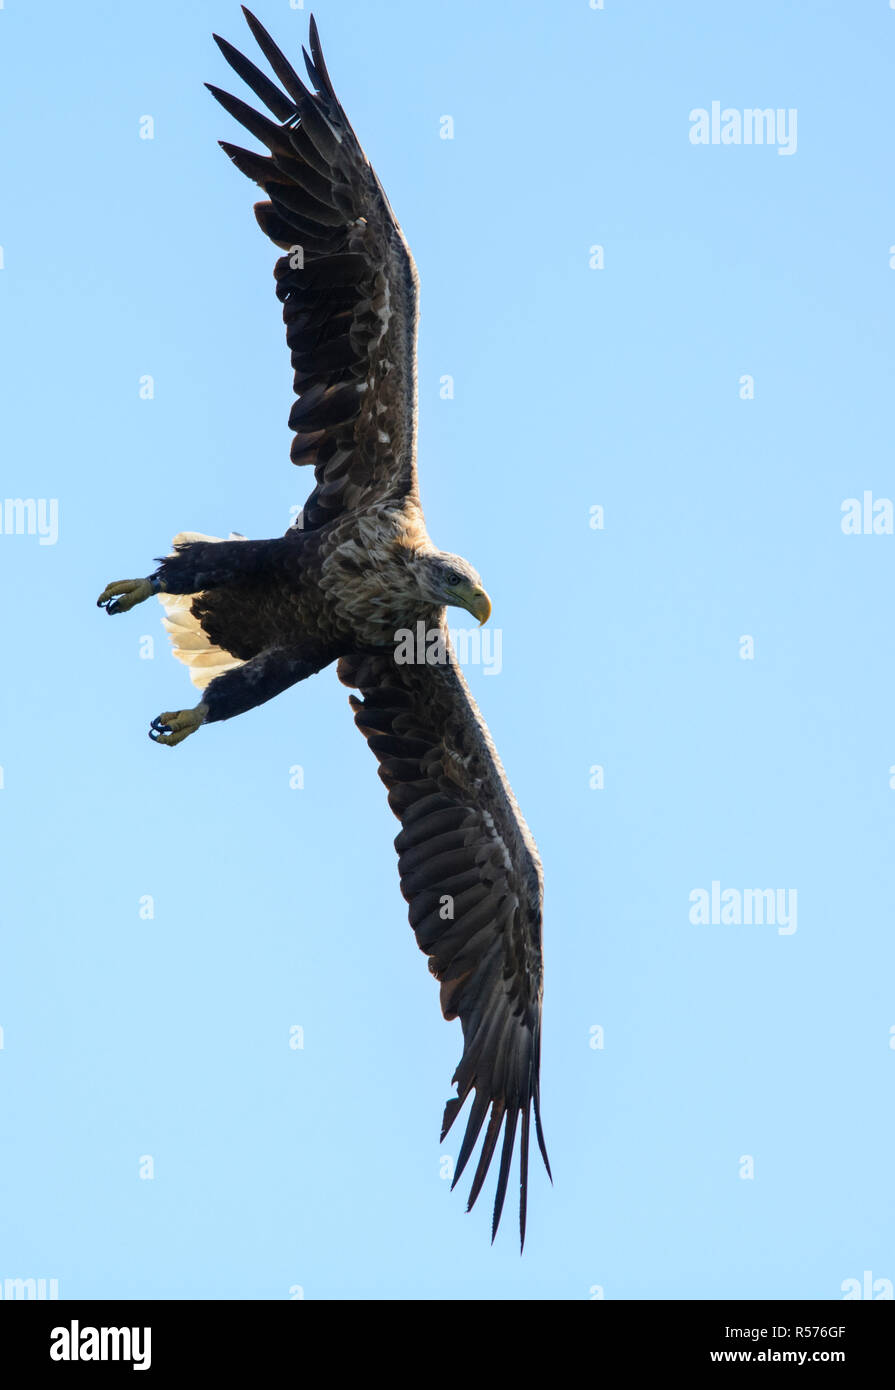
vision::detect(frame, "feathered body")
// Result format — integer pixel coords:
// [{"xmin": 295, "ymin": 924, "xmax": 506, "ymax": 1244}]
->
[{"xmin": 162, "ymin": 499, "xmax": 438, "ymax": 673}]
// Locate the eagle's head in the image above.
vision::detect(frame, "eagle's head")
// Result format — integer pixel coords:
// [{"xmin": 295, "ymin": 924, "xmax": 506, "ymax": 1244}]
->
[{"xmin": 415, "ymin": 551, "xmax": 492, "ymax": 625}]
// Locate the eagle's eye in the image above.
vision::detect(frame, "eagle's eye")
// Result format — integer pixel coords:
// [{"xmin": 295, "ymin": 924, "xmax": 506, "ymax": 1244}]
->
[{"xmin": 445, "ymin": 570, "xmax": 462, "ymax": 586}]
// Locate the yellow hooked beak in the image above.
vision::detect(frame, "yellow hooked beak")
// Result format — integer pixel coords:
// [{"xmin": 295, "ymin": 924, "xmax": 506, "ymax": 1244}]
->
[{"xmin": 454, "ymin": 583, "xmax": 492, "ymax": 626}]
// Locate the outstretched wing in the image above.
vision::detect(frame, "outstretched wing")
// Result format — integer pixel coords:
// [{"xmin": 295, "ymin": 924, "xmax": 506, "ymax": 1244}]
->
[
  {"xmin": 339, "ymin": 642, "xmax": 551, "ymax": 1246},
  {"xmin": 209, "ymin": 9, "xmax": 418, "ymax": 531}
]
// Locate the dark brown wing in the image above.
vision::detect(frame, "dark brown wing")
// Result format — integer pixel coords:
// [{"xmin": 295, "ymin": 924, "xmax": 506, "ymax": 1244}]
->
[
  {"xmin": 339, "ymin": 639, "xmax": 551, "ymax": 1247},
  {"xmin": 209, "ymin": 10, "xmax": 418, "ymax": 530}
]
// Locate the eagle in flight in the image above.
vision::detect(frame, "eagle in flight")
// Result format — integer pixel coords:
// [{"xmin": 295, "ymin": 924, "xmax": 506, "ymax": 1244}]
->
[{"xmin": 97, "ymin": 8, "xmax": 549, "ymax": 1245}]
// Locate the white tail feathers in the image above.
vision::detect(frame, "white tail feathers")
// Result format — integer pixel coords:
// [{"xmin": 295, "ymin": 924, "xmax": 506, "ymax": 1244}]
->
[{"xmin": 157, "ymin": 531, "xmax": 247, "ymax": 691}]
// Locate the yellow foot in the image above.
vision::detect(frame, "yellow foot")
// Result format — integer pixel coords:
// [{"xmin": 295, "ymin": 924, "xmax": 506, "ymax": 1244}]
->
[
  {"xmin": 148, "ymin": 704, "xmax": 208, "ymax": 748},
  {"xmin": 97, "ymin": 577, "xmax": 154, "ymax": 615}
]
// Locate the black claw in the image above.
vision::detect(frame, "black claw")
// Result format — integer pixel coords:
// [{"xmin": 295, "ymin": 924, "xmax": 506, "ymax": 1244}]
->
[
  {"xmin": 106, "ymin": 599, "xmax": 121, "ymax": 615},
  {"xmin": 150, "ymin": 716, "xmax": 169, "ymax": 733}
]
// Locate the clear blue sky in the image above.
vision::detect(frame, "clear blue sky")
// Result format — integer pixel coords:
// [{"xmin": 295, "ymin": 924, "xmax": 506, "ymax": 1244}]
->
[{"xmin": 1, "ymin": 0, "xmax": 894, "ymax": 1300}]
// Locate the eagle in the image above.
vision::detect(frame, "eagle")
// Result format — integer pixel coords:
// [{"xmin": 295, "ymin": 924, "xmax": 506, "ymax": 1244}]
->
[{"xmin": 97, "ymin": 8, "xmax": 549, "ymax": 1246}]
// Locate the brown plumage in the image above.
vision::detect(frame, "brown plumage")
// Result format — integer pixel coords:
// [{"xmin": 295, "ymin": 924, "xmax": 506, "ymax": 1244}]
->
[
  {"xmin": 341, "ymin": 649, "xmax": 550, "ymax": 1242},
  {"xmin": 97, "ymin": 8, "xmax": 549, "ymax": 1246}
]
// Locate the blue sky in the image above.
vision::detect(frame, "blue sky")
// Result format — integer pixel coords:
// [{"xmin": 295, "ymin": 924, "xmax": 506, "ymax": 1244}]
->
[{"xmin": 1, "ymin": 0, "xmax": 894, "ymax": 1299}]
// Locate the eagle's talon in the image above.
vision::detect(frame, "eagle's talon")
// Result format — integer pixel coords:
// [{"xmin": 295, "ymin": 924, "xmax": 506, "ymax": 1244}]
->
[
  {"xmin": 148, "ymin": 705, "xmax": 207, "ymax": 748},
  {"xmin": 96, "ymin": 578, "xmax": 153, "ymax": 615}
]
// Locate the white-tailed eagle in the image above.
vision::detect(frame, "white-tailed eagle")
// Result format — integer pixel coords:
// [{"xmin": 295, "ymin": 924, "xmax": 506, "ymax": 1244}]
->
[{"xmin": 97, "ymin": 8, "xmax": 549, "ymax": 1245}]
